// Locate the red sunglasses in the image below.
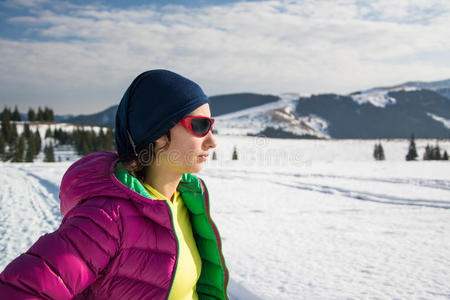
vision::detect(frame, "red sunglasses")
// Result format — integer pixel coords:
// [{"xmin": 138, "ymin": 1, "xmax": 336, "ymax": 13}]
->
[{"xmin": 179, "ymin": 116, "xmax": 215, "ymax": 137}]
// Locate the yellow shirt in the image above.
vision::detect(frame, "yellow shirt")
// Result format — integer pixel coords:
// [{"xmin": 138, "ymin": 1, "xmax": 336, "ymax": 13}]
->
[{"xmin": 143, "ymin": 183, "xmax": 202, "ymax": 300}]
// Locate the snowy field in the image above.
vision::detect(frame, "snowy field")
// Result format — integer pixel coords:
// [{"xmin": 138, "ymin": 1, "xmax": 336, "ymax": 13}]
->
[{"xmin": 1, "ymin": 136, "xmax": 449, "ymax": 299}]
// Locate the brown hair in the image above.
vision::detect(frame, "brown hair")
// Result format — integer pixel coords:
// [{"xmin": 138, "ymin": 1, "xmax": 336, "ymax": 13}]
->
[{"xmin": 118, "ymin": 132, "xmax": 171, "ymax": 184}]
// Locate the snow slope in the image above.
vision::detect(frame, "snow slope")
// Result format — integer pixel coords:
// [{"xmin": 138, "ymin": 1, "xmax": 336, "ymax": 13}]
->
[
  {"xmin": 1, "ymin": 136, "xmax": 449, "ymax": 299},
  {"xmin": 350, "ymin": 86, "xmax": 420, "ymax": 107},
  {"xmin": 214, "ymin": 93, "xmax": 330, "ymax": 138}
]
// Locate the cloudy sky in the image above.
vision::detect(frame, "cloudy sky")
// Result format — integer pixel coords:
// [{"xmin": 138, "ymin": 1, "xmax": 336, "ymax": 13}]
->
[{"xmin": 1, "ymin": 0, "xmax": 450, "ymax": 115}]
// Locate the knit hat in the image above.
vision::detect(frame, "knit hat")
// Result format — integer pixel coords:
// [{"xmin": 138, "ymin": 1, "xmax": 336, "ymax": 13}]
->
[{"xmin": 115, "ymin": 69, "xmax": 209, "ymax": 158}]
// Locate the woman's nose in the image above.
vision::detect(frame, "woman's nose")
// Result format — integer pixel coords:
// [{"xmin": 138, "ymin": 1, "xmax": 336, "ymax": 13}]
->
[{"xmin": 204, "ymin": 131, "xmax": 217, "ymax": 149}]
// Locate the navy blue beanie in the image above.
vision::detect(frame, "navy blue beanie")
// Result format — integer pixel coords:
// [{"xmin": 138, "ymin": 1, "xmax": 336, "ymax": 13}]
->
[{"xmin": 115, "ymin": 69, "xmax": 209, "ymax": 158}]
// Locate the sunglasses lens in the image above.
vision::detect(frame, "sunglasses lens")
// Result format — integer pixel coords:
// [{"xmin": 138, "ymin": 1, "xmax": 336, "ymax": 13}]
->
[{"xmin": 191, "ymin": 118, "xmax": 212, "ymax": 136}]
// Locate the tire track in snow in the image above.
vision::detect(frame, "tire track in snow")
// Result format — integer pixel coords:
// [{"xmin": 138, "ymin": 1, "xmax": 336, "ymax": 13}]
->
[
  {"xmin": 0, "ymin": 164, "xmax": 62, "ymax": 270},
  {"xmin": 204, "ymin": 168, "xmax": 450, "ymax": 209},
  {"xmin": 273, "ymin": 180, "xmax": 450, "ymax": 209}
]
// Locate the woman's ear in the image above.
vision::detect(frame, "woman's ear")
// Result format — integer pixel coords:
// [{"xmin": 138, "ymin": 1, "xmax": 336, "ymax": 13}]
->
[{"xmin": 154, "ymin": 133, "xmax": 170, "ymax": 152}]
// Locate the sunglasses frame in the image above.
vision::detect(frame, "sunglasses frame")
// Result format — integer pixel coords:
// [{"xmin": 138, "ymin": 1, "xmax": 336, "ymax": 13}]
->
[{"xmin": 179, "ymin": 116, "xmax": 215, "ymax": 137}]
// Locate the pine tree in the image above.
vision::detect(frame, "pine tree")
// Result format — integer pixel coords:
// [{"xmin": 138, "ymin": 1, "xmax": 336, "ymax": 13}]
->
[
  {"xmin": 28, "ymin": 108, "xmax": 36, "ymax": 122},
  {"xmin": 373, "ymin": 143, "xmax": 385, "ymax": 161},
  {"xmin": 37, "ymin": 107, "xmax": 44, "ymax": 121},
  {"xmin": 25, "ymin": 135, "xmax": 35, "ymax": 162},
  {"xmin": 12, "ymin": 106, "xmax": 21, "ymax": 121},
  {"xmin": 45, "ymin": 126, "xmax": 53, "ymax": 138},
  {"xmin": 443, "ymin": 150, "xmax": 449, "ymax": 160},
  {"xmin": 10, "ymin": 123, "xmax": 18, "ymax": 145},
  {"xmin": 43, "ymin": 107, "xmax": 50, "ymax": 121},
  {"xmin": 432, "ymin": 144, "xmax": 442, "ymax": 160},
  {"xmin": 373, "ymin": 143, "xmax": 378, "ymax": 160},
  {"xmin": 232, "ymin": 146, "xmax": 238, "ymax": 160},
  {"xmin": 212, "ymin": 150, "xmax": 217, "ymax": 160},
  {"xmin": 44, "ymin": 142, "xmax": 55, "ymax": 162},
  {"xmin": 98, "ymin": 128, "xmax": 106, "ymax": 150},
  {"xmin": 12, "ymin": 135, "xmax": 25, "ymax": 162},
  {"xmin": 106, "ymin": 126, "xmax": 115, "ymax": 150},
  {"xmin": 34, "ymin": 129, "xmax": 42, "ymax": 156},
  {"xmin": 378, "ymin": 143, "xmax": 385, "ymax": 160},
  {"xmin": 43, "ymin": 106, "xmax": 54, "ymax": 122},
  {"xmin": 423, "ymin": 144, "xmax": 431, "ymax": 160},
  {"xmin": 406, "ymin": 134, "xmax": 418, "ymax": 161},
  {"xmin": 1, "ymin": 106, "xmax": 12, "ymax": 143},
  {"xmin": 23, "ymin": 123, "xmax": 31, "ymax": 139}
]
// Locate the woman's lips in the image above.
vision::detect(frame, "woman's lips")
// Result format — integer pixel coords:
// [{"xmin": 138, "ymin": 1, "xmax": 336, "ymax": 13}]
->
[{"xmin": 198, "ymin": 154, "xmax": 209, "ymax": 162}]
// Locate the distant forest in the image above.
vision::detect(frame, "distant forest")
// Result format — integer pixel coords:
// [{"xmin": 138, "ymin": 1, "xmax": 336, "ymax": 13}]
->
[{"xmin": 0, "ymin": 106, "xmax": 115, "ymax": 162}]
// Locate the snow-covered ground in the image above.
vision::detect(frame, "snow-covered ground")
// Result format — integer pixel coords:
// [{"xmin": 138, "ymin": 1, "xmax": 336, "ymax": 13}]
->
[{"xmin": 1, "ymin": 136, "xmax": 449, "ymax": 299}]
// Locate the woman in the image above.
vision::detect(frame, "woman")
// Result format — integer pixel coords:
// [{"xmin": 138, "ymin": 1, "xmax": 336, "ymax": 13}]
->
[{"xmin": 0, "ymin": 70, "xmax": 229, "ymax": 300}]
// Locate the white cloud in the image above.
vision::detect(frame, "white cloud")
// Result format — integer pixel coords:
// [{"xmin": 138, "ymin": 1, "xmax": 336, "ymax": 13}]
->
[{"xmin": 1, "ymin": 0, "xmax": 450, "ymax": 114}]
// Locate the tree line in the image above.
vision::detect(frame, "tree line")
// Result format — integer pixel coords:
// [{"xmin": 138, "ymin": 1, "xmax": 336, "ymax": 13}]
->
[
  {"xmin": 1, "ymin": 106, "xmax": 115, "ymax": 162},
  {"xmin": 2, "ymin": 105, "xmax": 55, "ymax": 122},
  {"xmin": 374, "ymin": 134, "xmax": 449, "ymax": 161}
]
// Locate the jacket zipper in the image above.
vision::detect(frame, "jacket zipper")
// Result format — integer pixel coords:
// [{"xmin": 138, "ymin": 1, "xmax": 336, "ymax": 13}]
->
[{"xmin": 199, "ymin": 179, "xmax": 230, "ymax": 300}]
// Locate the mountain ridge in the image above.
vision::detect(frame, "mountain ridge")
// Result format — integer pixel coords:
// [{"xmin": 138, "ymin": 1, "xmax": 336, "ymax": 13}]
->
[{"xmin": 50, "ymin": 78, "xmax": 450, "ymax": 139}]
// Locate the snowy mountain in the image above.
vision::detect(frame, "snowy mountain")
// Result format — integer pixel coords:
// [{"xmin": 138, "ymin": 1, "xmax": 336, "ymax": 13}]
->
[
  {"xmin": 214, "ymin": 79, "xmax": 450, "ymax": 139},
  {"xmin": 295, "ymin": 89, "xmax": 450, "ymax": 139},
  {"xmin": 47, "ymin": 79, "xmax": 450, "ymax": 139},
  {"xmin": 213, "ymin": 93, "xmax": 329, "ymax": 139},
  {"xmin": 349, "ymin": 78, "xmax": 450, "ymax": 107}
]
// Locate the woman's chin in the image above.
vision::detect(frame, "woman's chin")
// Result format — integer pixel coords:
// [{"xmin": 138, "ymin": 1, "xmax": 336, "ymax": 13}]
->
[{"xmin": 185, "ymin": 162, "xmax": 204, "ymax": 174}]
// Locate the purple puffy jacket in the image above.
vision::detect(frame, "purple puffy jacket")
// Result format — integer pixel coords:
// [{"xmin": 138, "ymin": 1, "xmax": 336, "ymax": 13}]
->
[{"xmin": 0, "ymin": 151, "xmax": 229, "ymax": 299}]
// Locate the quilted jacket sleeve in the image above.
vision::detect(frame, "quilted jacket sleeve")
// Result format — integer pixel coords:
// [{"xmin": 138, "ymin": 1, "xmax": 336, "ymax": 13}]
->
[{"xmin": 0, "ymin": 199, "xmax": 121, "ymax": 299}]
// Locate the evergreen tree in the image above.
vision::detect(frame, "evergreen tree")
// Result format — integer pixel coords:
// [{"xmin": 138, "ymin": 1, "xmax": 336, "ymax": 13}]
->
[
  {"xmin": 25, "ymin": 135, "xmax": 35, "ymax": 162},
  {"xmin": 98, "ymin": 128, "xmax": 107, "ymax": 150},
  {"xmin": 443, "ymin": 150, "xmax": 449, "ymax": 161},
  {"xmin": 34, "ymin": 129, "xmax": 42, "ymax": 156},
  {"xmin": 105, "ymin": 126, "xmax": 115, "ymax": 150},
  {"xmin": 23, "ymin": 123, "xmax": 31, "ymax": 139},
  {"xmin": 28, "ymin": 108, "xmax": 36, "ymax": 122},
  {"xmin": 45, "ymin": 126, "xmax": 53, "ymax": 138},
  {"xmin": 406, "ymin": 133, "xmax": 418, "ymax": 161},
  {"xmin": 44, "ymin": 142, "xmax": 55, "ymax": 162},
  {"xmin": 232, "ymin": 146, "xmax": 238, "ymax": 160},
  {"xmin": 12, "ymin": 135, "xmax": 25, "ymax": 162},
  {"xmin": 423, "ymin": 144, "xmax": 431, "ymax": 160},
  {"xmin": 373, "ymin": 143, "xmax": 385, "ymax": 161},
  {"xmin": 432, "ymin": 144, "xmax": 442, "ymax": 160},
  {"xmin": 37, "ymin": 107, "xmax": 44, "ymax": 121},
  {"xmin": 1, "ymin": 106, "xmax": 12, "ymax": 143},
  {"xmin": 43, "ymin": 107, "xmax": 54, "ymax": 122},
  {"xmin": 10, "ymin": 123, "xmax": 18, "ymax": 145},
  {"xmin": 212, "ymin": 150, "xmax": 217, "ymax": 160},
  {"xmin": 378, "ymin": 143, "xmax": 385, "ymax": 160},
  {"xmin": 43, "ymin": 107, "xmax": 50, "ymax": 121},
  {"xmin": 12, "ymin": 106, "xmax": 21, "ymax": 121}
]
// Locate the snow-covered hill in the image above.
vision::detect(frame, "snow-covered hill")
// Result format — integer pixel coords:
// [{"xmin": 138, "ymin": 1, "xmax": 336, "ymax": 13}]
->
[
  {"xmin": 214, "ymin": 93, "xmax": 330, "ymax": 138},
  {"xmin": 350, "ymin": 86, "xmax": 420, "ymax": 107},
  {"xmin": 350, "ymin": 78, "xmax": 450, "ymax": 106}
]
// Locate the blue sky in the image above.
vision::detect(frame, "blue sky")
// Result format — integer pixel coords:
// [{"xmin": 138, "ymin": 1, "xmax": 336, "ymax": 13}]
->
[{"xmin": 1, "ymin": 0, "xmax": 450, "ymax": 114}]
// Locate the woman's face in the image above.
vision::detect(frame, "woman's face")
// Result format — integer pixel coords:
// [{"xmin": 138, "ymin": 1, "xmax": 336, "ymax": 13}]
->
[{"xmin": 154, "ymin": 103, "xmax": 217, "ymax": 174}]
